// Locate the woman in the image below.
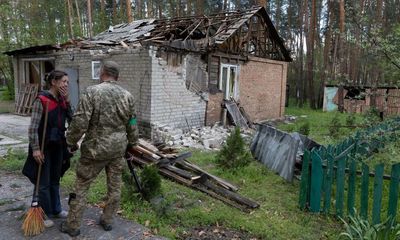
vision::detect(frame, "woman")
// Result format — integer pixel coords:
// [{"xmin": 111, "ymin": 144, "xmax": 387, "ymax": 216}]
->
[{"xmin": 23, "ymin": 70, "xmax": 72, "ymax": 228}]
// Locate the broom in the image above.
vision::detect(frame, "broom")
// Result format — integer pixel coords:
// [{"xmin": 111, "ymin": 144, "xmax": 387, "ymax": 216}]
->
[{"xmin": 22, "ymin": 100, "xmax": 49, "ymax": 236}]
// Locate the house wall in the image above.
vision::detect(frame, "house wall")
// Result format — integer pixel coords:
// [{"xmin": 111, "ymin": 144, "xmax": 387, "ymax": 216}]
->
[
  {"xmin": 149, "ymin": 48, "xmax": 207, "ymax": 133},
  {"xmin": 55, "ymin": 47, "xmax": 153, "ymax": 136},
  {"xmin": 239, "ymin": 57, "xmax": 287, "ymax": 122}
]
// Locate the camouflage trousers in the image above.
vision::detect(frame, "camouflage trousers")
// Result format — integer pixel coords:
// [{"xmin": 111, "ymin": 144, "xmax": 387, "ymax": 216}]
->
[{"xmin": 66, "ymin": 156, "xmax": 124, "ymax": 230}]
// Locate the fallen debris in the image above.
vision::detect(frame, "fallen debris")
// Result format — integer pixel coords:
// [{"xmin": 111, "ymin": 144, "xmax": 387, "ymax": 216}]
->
[
  {"xmin": 151, "ymin": 124, "xmax": 255, "ymax": 150},
  {"xmin": 127, "ymin": 140, "xmax": 259, "ymax": 212}
]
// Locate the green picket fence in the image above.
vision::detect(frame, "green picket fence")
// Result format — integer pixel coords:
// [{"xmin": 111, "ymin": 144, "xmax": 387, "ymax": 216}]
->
[{"xmin": 298, "ymin": 118, "xmax": 400, "ymax": 223}]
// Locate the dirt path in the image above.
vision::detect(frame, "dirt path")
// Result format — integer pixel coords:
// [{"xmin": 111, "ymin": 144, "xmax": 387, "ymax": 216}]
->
[{"xmin": 0, "ymin": 170, "xmax": 167, "ymax": 240}]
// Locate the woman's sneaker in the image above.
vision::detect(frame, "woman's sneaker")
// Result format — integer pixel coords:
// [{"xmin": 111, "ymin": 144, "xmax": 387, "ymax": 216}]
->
[
  {"xmin": 44, "ymin": 219, "xmax": 54, "ymax": 228},
  {"xmin": 54, "ymin": 210, "xmax": 68, "ymax": 218}
]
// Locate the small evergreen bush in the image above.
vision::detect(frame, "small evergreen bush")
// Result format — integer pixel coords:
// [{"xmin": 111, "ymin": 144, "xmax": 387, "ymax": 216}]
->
[
  {"xmin": 329, "ymin": 113, "xmax": 341, "ymax": 139},
  {"xmin": 216, "ymin": 127, "xmax": 252, "ymax": 170},
  {"xmin": 140, "ymin": 164, "xmax": 162, "ymax": 201},
  {"xmin": 298, "ymin": 121, "xmax": 310, "ymax": 136}
]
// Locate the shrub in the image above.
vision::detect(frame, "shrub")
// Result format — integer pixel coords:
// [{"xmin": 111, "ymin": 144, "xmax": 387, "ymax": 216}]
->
[
  {"xmin": 329, "ymin": 114, "xmax": 341, "ymax": 139},
  {"xmin": 216, "ymin": 127, "xmax": 252, "ymax": 170},
  {"xmin": 363, "ymin": 107, "xmax": 381, "ymax": 126},
  {"xmin": 345, "ymin": 114, "xmax": 356, "ymax": 127},
  {"xmin": 298, "ymin": 121, "xmax": 310, "ymax": 136},
  {"xmin": 140, "ymin": 164, "xmax": 162, "ymax": 201}
]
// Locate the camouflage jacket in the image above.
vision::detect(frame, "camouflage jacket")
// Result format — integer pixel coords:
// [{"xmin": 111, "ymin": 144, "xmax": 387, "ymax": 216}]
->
[{"xmin": 66, "ymin": 81, "xmax": 138, "ymax": 160}]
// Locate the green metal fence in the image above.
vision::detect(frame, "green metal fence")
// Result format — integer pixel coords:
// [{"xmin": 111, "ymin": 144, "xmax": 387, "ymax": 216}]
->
[{"xmin": 298, "ymin": 118, "xmax": 400, "ymax": 223}]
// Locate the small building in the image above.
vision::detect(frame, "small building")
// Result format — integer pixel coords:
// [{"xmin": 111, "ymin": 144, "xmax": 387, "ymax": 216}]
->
[
  {"xmin": 5, "ymin": 7, "xmax": 291, "ymax": 137},
  {"xmin": 323, "ymin": 85, "xmax": 400, "ymax": 116}
]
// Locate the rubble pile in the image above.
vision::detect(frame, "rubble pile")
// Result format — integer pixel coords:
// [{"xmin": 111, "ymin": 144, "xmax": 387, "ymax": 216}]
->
[{"xmin": 151, "ymin": 124, "xmax": 255, "ymax": 150}]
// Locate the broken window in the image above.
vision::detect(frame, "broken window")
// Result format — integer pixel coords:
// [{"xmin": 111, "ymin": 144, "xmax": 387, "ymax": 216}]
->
[
  {"xmin": 22, "ymin": 59, "xmax": 54, "ymax": 90},
  {"xmin": 219, "ymin": 64, "xmax": 239, "ymax": 100}
]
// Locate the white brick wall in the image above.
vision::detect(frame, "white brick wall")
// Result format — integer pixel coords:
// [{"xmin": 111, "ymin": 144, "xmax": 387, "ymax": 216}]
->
[{"xmin": 149, "ymin": 48, "xmax": 206, "ymax": 131}]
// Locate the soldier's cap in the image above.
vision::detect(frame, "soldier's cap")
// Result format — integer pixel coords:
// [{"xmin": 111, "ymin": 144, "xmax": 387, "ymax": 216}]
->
[{"xmin": 101, "ymin": 61, "xmax": 119, "ymax": 78}]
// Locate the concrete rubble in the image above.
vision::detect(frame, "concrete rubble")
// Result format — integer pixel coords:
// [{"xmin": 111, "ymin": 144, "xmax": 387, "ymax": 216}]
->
[{"xmin": 151, "ymin": 123, "xmax": 256, "ymax": 150}]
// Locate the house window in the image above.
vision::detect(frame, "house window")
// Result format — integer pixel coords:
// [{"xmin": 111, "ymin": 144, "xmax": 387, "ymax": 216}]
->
[
  {"xmin": 92, "ymin": 61, "xmax": 101, "ymax": 80},
  {"xmin": 219, "ymin": 64, "xmax": 239, "ymax": 100}
]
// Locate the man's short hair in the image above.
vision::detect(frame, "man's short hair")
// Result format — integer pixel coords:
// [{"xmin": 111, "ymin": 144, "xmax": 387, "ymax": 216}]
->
[{"xmin": 101, "ymin": 61, "xmax": 119, "ymax": 79}]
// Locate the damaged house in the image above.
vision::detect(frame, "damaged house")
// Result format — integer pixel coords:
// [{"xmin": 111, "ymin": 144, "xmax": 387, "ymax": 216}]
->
[{"xmin": 5, "ymin": 6, "xmax": 291, "ymax": 137}]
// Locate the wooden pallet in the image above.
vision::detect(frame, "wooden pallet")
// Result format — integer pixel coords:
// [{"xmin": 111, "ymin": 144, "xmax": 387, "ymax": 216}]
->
[{"xmin": 15, "ymin": 84, "xmax": 39, "ymax": 115}]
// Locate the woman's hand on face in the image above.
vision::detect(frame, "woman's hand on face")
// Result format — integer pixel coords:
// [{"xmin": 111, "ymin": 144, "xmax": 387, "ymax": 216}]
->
[
  {"xmin": 33, "ymin": 150, "xmax": 44, "ymax": 164},
  {"xmin": 59, "ymin": 86, "xmax": 69, "ymax": 102}
]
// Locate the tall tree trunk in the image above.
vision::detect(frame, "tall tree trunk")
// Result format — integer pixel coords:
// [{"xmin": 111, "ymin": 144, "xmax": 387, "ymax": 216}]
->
[
  {"xmin": 337, "ymin": 0, "xmax": 345, "ymax": 112},
  {"xmin": 196, "ymin": 0, "xmax": 204, "ymax": 15},
  {"xmin": 307, "ymin": 0, "xmax": 316, "ymax": 109},
  {"xmin": 236, "ymin": 0, "xmax": 240, "ymax": 9},
  {"xmin": 187, "ymin": 0, "xmax": 193, "ymax": 15},
  {"xmin": 275, "ymin": 0, "xmax": 282, "ymax": 32},
  {"xmin": 66, "ymin": 0, "xmax": 74, "ymax": 39},
  {"xmin": 136, "ymin": 0, "xmax": 142, "ymax": 19},
  {"xmin": 223, "ymin": 0, "xmax": 228, "ymax": 10},
  {"xmin": 112, "ymin": 0, "xmax": 118, "ymax": 24},
  {"xmin": 75, "ymin": 0, "xmax": 82, "ymax": 36},
  {"xmin": 157, "ymin": 0, "xmax": 163, "ymax": 18},
  {"xmin": 126, "ymin": 0, "xmax": 133, "ymax": 22},
  {"xmin": 297, "ymin": 0, "xmax": 305, "ymax": 107},
  {"xmin": 87, "ymin": 0, "xmax": 93, "ymax": 38}
]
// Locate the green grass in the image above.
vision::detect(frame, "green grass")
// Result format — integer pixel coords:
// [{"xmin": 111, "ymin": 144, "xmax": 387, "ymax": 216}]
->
[
  {"xmin": 0, "ymin": 148, "xmax": 26, "ymax": 171},
  {"xmin": 278, "ymin": 105, "xmax": 364, "ymax": 145},
  {"xmin": 3, "ymin": 104, "xmax": 391, "ymax": 239}
]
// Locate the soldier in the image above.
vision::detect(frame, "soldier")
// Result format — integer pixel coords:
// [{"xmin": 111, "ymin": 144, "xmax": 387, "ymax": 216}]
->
[{"xmin": 59, "ymin": 61, "xmax": 138, "ymax": 237}]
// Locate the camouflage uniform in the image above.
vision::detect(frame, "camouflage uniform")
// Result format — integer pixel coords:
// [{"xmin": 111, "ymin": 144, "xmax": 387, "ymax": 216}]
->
[{"xmin": 65, "ymin": 80, "xmax": 138, "ymax": 230}]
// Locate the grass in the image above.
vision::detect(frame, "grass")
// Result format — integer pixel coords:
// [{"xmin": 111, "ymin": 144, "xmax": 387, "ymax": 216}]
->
[
  {"xmin": 3, "ymin": 103, "xmax": 396, "ymax": 239},
  {"xmin": 278, "ymin": 104, "xmax": 365, "ymax": 145},
  {"xmin": 0, "ymin": 147, "xmax": 343, "ymax": 239}
]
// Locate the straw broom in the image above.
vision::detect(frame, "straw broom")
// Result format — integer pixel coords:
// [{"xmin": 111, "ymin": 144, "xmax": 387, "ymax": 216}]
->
[{"xmin": 22, "ymin": 100, "xmax": 49, "ymax": 236}]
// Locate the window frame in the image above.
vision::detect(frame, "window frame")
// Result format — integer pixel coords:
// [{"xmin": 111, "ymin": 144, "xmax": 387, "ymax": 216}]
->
[{"xmin": 219, "ymin": 63, "xmax": 240, "ymax": 100}]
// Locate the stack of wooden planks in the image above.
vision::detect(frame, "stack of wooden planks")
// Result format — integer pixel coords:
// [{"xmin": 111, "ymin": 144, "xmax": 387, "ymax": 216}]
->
[
  {"xmin": 15, "ymin": 84, "xmax": 39, "ymax": 115},
  {"xmin": 127, "ymin": 139, "xmax": 260, "ymax": 212}
]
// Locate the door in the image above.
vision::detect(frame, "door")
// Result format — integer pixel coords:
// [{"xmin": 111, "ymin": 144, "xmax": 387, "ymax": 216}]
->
[{"xmin": 64, "ymin": 68, "xmax": 79, "ymax": 112}]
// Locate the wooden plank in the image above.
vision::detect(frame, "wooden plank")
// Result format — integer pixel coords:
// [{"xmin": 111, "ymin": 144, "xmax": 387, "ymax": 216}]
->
[
  {"xmin": 225, "ymin": 100, "xmax": 248, "ymax": 128},
  {"xmin": 202, "ymin": 179, "xmax": 259, "ymax": 209},
  {"xmin": 310, "ymin": 150, "xmax": 323, "ymax": 212},
  {"xmin": 323, "ymin": 153, "xmax": 334, "ymax": 214},
  {"xmin": 347, "ymin": 157, "xmax": 357, "ymax": 216},
  {"xmin": 387, "ymin": 163, "xmax": 400, "ymax": 220},
  {"xmin": 360, "ymin": 163, "xmax": 370, "ymax": 219},
  {"xmin": 372, "ymin": 164, "xmax": 384, "ymax": 224},
  {"xmin": 299, "ymin": 150, "xmax": 311, "ymax": 210},
  {"xmin": 178, "ymin": 160, "xmax": 239, "ymax": 192},
  {"xmin": 335, "ymin": 155, "xmax": 346, "ymax": 218}
]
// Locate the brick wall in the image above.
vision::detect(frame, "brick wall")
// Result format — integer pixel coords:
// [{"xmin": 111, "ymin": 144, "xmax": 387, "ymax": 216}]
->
[
  {"xmin": 205, "ymin": 92, "xmax": 223, "ymax": 126},
  {"xmin": 149, "ymin": 48, "xmax": 207, "ymax": 132},
  {"xmin": 239, "ymin": 57, "xmax": 287, "ymax": 121}
]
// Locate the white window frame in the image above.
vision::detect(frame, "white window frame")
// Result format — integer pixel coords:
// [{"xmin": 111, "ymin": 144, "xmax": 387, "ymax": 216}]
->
[
  {"xmin": 219, "ymin": 64, "xmax": 240, "ymax": 100},
  {"xmin": 91, "ymin": 61, "xmax": 101, "ymax": 80}
]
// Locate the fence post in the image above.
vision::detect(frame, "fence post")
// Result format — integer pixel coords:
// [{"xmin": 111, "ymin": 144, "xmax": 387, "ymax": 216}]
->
[
  {"xmin": 310, "ymin": 150, "xmax": 323, "ymax": 213},
  {"xmin": 387, "ymin": 163, "xmax": 400, "ymax": 220},
  {"xmin": 323, "ymin": 153, "xmax": 334, "ymax": 214},
  {"xmin": 347, "ymin": 157, "xmax": 357, "ymax": 216},
  {"xmin": 372, "ymin": 164, "xmax": 384, "ymax": 224},
  {"xmin": 360, "ymin": 163, "xmax": 370, "ymax": 219},
  {"xmin": 335, "ymin": 155, "xmax": 347, "ymax": 218},
  {"xmin": 299, "ymin": 150, "xmax": 311, "ymax": 210}
]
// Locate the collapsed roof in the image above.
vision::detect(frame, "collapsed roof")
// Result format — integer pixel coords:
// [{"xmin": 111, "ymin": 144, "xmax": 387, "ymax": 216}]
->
[{"xmin": 5, "ymin": 7, "xmax": 291, "ymax": 62}]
